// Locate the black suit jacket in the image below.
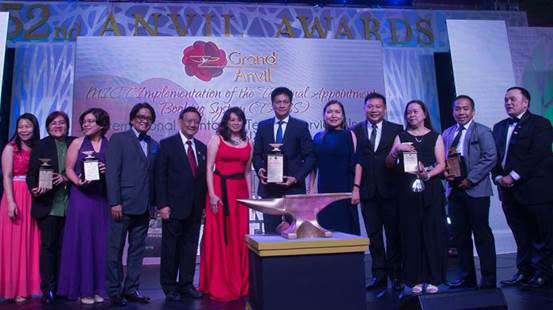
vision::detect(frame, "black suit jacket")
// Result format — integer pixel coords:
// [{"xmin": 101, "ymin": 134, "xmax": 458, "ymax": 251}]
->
[
  {"xmin": 351, "ymin": 120, "xmax": 403, "ymax": 200},
  {"xmin": 253, "ymin": 116, "xmax": 315, "ymax": 198},
  {"xmin": 28, "ymin": 135, "xmax": 76, "ymax": 219},
  {"xmin": 106, "ymin": 130, "xmax": 159, "ymax": 215},
  {"xmin": 492, "ymin": 112, "xmax": 553, "ymax": 205},
  {"xmin": 155, "ymin": 134, "xmax": 207, "ymax": 220}
]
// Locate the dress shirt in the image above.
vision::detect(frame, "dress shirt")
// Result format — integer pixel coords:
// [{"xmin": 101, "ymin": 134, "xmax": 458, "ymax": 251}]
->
[
  {"xmin": 179, "ymin": 131, "xmax": 198, "ymax": 163},
  {"xmin": 132, "ymin": 127, "xmax": 148, "ymax": 156},
  {"xmin": 496, "ymin": 111, "xmax": 526, "ymax": 182},
  {"xmin": 367, "ymin": 120, "xmax": 383, "ymax": 152},
  {"xmin": 455, "ymin": 119, "xmax": 473, "ymax": 156},
  {"xmin": 274, "ymin": 115, "xmax": 290, "ymax": 142}
]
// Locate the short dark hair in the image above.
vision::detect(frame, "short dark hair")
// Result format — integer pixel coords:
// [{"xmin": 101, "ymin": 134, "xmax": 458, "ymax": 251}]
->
[
  {"xmin": 129, "ymin": 102, "xmax": 156, "ymax": 125},
  {"xmin": 79, "ymin": 108, "xmax": 110, "ymax": 136},
  {"xmin": 217, "ymin": 107, "xmax": 247, "ymax": 142},
  {"xmin": 364, "ymin": 92, "xmax": 386, "ymax": 106},
  {"xmin": 179, "ymin": 106, "xmax": 202, "ymax": 120},
  {"xmin": 404, "ymin": 100, "xmax": 433, "ymax": 131},
  {"xmin": 507, "ymin": 86, "xmax": 531, "ymax": 103},
  {"xmin": 271, "ymin": 87, "xmax": 293, "ymax": 103},
  {"xmin": 45, "ymin": 111, "xmax": 70, "ymax": 134},
  {"xmin": 454, "ymin": 95, "xmax": 475, "ymax": 109},
  {"xmin": 11, "ymin": 113, "xmax": 40, "ymax": 151}
]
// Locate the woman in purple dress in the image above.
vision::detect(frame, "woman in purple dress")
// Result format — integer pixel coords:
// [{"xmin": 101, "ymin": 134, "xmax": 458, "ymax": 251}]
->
[{"xmin": 57, "ymin": 108, "xmax": 110, "ymax": 304}]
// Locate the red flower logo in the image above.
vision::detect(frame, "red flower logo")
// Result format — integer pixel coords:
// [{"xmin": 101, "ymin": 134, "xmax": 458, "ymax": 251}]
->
[{"xmin": 182, "ymin": 41, "xmax": 227, "ymax": 82}]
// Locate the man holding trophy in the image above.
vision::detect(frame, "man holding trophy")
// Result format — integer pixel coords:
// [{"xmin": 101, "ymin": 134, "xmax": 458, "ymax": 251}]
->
[
  {"xmin": 443, "ymin": 95, "xmax": 498, "ymax": 289},
  {"xmin": 253, "ymin": 87, "xmax": 315, "ymax": 233}
]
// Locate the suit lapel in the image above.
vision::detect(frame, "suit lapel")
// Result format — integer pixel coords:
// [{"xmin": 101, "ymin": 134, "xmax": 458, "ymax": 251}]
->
[
  {"xmin": 194, "ymin": 139, "xmax": 206, "ymax": 175},
  {"xmin": 282, "ymin": 117, "xmax": 292, "ymax": 144},
  {"xmin": 269, "ymin": 118, "xmax": 276, "ymax": 144},
  {"xmin": 174, "ymin": 134, "xmax": 192, "ymax": 174},
  {"xmin": 497, "ymin": 120, "xmax": 509, "ymax": 163},
  {"xmin": 463, "ymin": 122, "xmax": 475, "ymax": 157}
]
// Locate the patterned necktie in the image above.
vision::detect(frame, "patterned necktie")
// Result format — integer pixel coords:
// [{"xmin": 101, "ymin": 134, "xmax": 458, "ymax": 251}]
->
[
  {"xmin": 451, "ymin": 125, "xmax": 465, "ymax": 149},
  {"xmin": 186, "ymin": 140, "xmax": 198, "ymax": 176},
  {"xmin": 276, "ymin": 120, "xmax": 285, "ymax": 144},
  {"xmin": 369, "ymin": 123, "xmax": 377, "ymax": 151}
]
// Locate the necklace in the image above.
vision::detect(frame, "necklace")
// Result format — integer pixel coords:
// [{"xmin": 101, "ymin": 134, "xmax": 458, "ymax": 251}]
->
[
  {"xmin": 229, "ymin": 136, "xmax": 242, "ymax": 145},
  {"xmin": 414, "ymin": 136, "xmax": 423, "ymax": 143}
]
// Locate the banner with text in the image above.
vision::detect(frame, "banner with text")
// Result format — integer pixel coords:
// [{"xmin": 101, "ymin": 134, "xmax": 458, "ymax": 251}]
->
[{"xmin": 74, "ymin": 36, "xmax": 385, "ymax": 142}]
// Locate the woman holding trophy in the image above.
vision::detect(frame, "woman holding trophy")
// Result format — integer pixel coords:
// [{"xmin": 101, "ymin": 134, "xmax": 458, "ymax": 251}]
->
[
  {"xmin": 0, "ymin": 113, "xmax": 41, "ymax": 303},
  {"xmin": 200, "ymin": 107, "xmax": 253, "ymax": 302},
  {"xmin": 57, "ymin": 108, "xmax": 110, "ymax": 304},
  {"xmin": 385, "ymin": 100, "xmax": 447, "ymax": 294},
  {"xmin": 27, "ymin": 111, "xmax": 75, "ymax": 304}
]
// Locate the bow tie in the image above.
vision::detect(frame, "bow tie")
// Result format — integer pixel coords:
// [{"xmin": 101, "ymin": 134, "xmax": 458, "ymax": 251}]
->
[
  {"xmin": 138, "ymin": 133, "xmax": 148, "ymax": 141},
  {"xmin": 508, "ymin": 118, "xmax": 520, "ymax": 125}
]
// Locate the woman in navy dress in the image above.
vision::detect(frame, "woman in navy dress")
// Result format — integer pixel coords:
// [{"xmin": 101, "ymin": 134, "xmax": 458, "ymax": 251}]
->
[
  {"xmin": 57, "ymin": 108, "xmax": 110, "ymax": 304},
  {"xmin": 309, "ymin": 100, "xmax": 359, "ymax": 235}
]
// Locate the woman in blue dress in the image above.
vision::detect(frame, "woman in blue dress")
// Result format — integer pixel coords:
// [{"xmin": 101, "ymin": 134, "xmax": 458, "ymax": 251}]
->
[{"xmin": 309, "ymin": 100, "xmax": 359, "ymax": 235}]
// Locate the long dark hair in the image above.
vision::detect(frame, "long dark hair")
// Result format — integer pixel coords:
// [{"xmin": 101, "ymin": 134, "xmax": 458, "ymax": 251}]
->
[
  {"xmin": 404, "ymin": 100, "xmax": 433, "ymax": 131},
  {"xmin": 323, "ymin": 100, "xmax": 347, "ymax": 130},
  {"xmin": 217, "ymin": 107, "xmax": 247, "ymax": 142},
  {"xmin": 11, "ymin": 113, "xmax": 40, "ymax": 152}
]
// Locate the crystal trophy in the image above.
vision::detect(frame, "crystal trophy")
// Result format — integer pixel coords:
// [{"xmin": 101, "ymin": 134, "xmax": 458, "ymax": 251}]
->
[
  {"xmin": 267, "ymin": 143, "xmax": 284, "ymax": 183},
  {"xmin": 82, "ymin": 151, "xmax": 100, "ymax": 181},
  {"xmin": 38, "ymin": 158, "xmax": 53, "ymax": 190}
]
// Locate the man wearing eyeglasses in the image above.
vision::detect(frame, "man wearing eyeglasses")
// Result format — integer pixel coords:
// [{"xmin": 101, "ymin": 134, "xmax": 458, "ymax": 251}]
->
[{"xmin": 106, "ymin": 102, "xmax": 159, "ymax": 306}]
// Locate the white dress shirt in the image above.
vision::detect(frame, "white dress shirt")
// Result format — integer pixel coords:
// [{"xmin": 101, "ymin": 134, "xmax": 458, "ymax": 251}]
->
[
  {"xmin": 367, "ymin": 120, "xmax": 383, "ymax": 152},
  {"xmin": 496, "ymin": 111, "xmax": 526, "ymax": 182},
  {"xmin": 179, "ymin": 131, "xmax": 198, "ymax": 163},
  {"xmin": 273, "ymin": 115, "xmax": 290, "ymax": 142},
  {"xmin": 131, "ymin": 127, "xmax": 148, "ymax": 156},
  {"xmin": 454, "ymin": 119, "xmax": 473, "ymax": 157}
]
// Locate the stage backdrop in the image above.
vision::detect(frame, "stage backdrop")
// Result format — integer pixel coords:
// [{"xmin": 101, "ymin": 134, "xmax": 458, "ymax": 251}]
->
[{"xmin": 74, "ymin": 36, "xmax": 385, "ymax": 258}]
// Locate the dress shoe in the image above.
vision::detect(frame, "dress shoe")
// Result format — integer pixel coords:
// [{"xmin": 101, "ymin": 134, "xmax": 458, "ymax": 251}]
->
[
  {"xmin": 41, "ymin": 291, "xmax": 55, "ymax": 304},
  {"xmin": 165, "ymin": 292, "xmax": 181, "ymax": 302},
  {"xmin": 110, "ymin": 295, "xmax": 128, "ymax": 307},
  {"xmin": 525, "ymin": 275, "xmax": 551, "ymax": 288},
  {"xmin": 500, "ymin": 272, "xmax": 531, "ymax": 286},
  {"xmin": 392, "ymin": 278, "xmax": 404, "ymax": 291},
  {"xmin": 181, "ymin": 286, "xmax": 203, "ymax": 299},
  {"xmin": 124, "ymin": 290, "xmax": 151, "ymax": 304},
  {"xmin": 366, "ymin": 277, "xmax": 387, "ymax": 290},
  {"xmin": 448, "ymin": 278, "xmax": 477, "ymax": 289}
]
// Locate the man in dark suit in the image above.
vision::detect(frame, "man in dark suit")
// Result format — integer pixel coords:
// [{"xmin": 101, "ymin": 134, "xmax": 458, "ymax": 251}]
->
[
  {"xmin": 351, "ymin": 92, "xmax": 403, "ymax": 291},
  {"xmin": 106, "ymin": 103, "xmax": 159, "ymax": 306},
  {"xmin": 443, "ymin": 95, "xmax": 498, "ymax": 289},
  {"xmin": 492, "ymin": 87, "xmax": 553, "ymax": 288},
  {"xmin": 253, "ymin": 86, "xmax": 315, "ymax": 233},
  {"xmin": 155, "ymin": 107, "xmax": 207, "ymax": 301},
  {"xmin": 27, "ymin": 111, "xmax": 75, "ymax": 304}
]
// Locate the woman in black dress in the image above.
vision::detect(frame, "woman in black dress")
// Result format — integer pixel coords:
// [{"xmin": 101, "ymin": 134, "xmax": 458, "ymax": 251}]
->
[{"xmin": 385, "ymin": 100, "xmax": 447, "ymax": 294}]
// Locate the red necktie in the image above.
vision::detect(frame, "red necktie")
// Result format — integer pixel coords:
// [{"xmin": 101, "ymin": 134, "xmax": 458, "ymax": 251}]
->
[{"xmin": 186, "ymin": 140, "xmax": 198, "ymax": 176}]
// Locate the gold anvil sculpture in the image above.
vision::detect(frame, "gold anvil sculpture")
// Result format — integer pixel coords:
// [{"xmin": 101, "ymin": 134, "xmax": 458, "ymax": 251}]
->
[{"xmin": 237, "ymin": 193, "xmax": 352, "ymax": 239}]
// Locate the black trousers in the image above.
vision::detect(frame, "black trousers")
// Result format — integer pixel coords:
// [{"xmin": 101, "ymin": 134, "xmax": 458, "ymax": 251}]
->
[
  {"xmin": 160, "ymin": 213, "xmax": 201, "ymax": 295},
  {"xmin": 448, "ymin": 190, "xmax": 496, "ymax": 283},
  {"xmin": 106, "ymin": 212, "xmax": 149, "ymax": 297},
  {"xmin": 501, "ymin": 191, "xmax": 553, "ymax": 278},
  {"xmin": 36, "ymin": 215, "xmax": 65, "ymax": 294},
  {"xmin": 361, "ymin": 194, "xmax": 401, "ymax": 281}
]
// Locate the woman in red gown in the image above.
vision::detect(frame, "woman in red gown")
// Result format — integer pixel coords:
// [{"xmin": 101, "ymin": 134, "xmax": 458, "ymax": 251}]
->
[
  {"xmin": 0, "ymin": 113, "xmax": 41, "ymax": 303},
  {"xmin": 199, "ymin": 107, "xmax": 252, "ymax": 302}
]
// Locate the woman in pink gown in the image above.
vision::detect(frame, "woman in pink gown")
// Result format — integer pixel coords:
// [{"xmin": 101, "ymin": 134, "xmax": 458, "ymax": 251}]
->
[{"xmin": 0, "ymin": 113, "xmax": 41, "ymax": 303}]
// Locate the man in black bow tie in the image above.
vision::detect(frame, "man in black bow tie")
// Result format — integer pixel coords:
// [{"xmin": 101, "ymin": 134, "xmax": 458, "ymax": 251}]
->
[
  {"xmin": 106, "ymin": 103, "xmax": 159, "ymax": 306},
  {"xmin": 492, "ymin": 87, "xmax": 553, "ymax": 288}
]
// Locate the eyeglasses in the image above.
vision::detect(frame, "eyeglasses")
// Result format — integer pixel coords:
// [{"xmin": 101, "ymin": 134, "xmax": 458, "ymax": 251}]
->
[
  {"xmin": 82, "ymin": 119, "xmax": 96, "ymax": 125},
  {"xmin": 135, "ymin": 115, "xmax": 153, "ymax": 123}
]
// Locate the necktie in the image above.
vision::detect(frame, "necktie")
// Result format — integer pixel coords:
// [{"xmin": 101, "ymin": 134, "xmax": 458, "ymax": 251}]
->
[
  {"xmin": 186, "ymin": 140, "xmax": 198, "ymax": 176},
  {"xmin": 508, "ymin": 117, "xmax": 519, "ymax": 125},
  {"xmin": 138, "ymin": 132, "xmax": 147, "ymax": 141},
  {"xmin": 450, "ymin": 125, "xmax": 465, "ymax": 149},
  {"xmin": 276, "ymin": 120, "xmax": 284, "ymax": 144},
  {"xmin": 369, "ymin": 123, "xmax": 377, "ymax": 151}
]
